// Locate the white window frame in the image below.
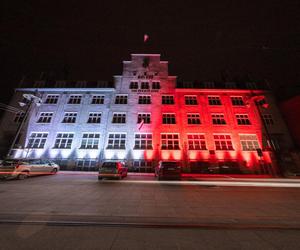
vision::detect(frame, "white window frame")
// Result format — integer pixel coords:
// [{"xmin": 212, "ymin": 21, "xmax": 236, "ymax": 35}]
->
[
  {"xmin": 54, "ymin": 133, "xmax": 74, "ymax": 149},
  {"xmin": 162, "ymin": 113, "xmax": 176, "ymax": 124},
  {"xmin": 236, "ymin": 114, "xmax": 251, "ymax": 125},
  {"xmin": 137, "ymin": 113, "xmax": 151, "ymax": 124},
  {"xmin": 162, "ymin": 95, "xmax": 175, "ymax": 105},
  {"xmin": 106, "ymin": 133, "xmax": 126, "ymax": 149},
  {"xmin": 187, "ymin": 113, "xmax": 201, "ymax": 125},
  {"xmin": 68, "ymin": 95, "xmax": 82, "ymax": 104},
  {"xmin": 239, "ymin": 134, "xmax": 260, "ymax": 151},
  {"xmin": 185, "ymin": 95, "xmax": 198, "ymax": 105},
  {"xmin": 214, "ymin": 134, "xmax": 234, "ymax": 150},
  {"xmin": 26, "ymin": 132, "xmax": 48, "ymax": 149},
  {"xmin": 45, "ymin": 94, "xmax": 59, "ymax": 104},
  {"xmin": 115, "ymin": 95, "xmax": 128, "ymax": 104},
  {"xmin": 231, "ymin": 96, "xmax": 244, "ymax": 106},
  {"xmin": 62, "ymin": 112, "xmax": 77, "ymax": 123},
  {"xmin": 138, "ymin": 95, "xmax": 151, "ymax": 104},
  {"xmin": 80, "ymin": 133, "xmax": 100, "ymax": 149},
  {"xmin": 112, "ymin": 113, "xmax": 126, "ymax": 124},
  {"xmin": 212, "ymin": 113, "xmax": 226, "ymax": 125},
  {"xmin": 91, "ymin": 95, "xmax": 104, "ymax": 104},
  {"xmin": 208, "ymin": 96, "xmax": 222, "ymax": 105},
  {"xmin": 134, "ymin": 133, "xmax": 153, "ymax": 150},
  {"xmin": 87, "ymin": 112, "xmax": 101, "ymax": 123},
  {"xmin": 37, "ymin": 112, "xmax": 53, "ymax": 123}
]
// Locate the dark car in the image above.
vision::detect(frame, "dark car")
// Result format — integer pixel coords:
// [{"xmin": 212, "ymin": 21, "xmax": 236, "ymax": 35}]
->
[
  {"xmin": 98, "ymin": 161, "xmax": 128, "ymax": 180},
  {"xmin": 155, "ymin": 161, "xmax": 181, "ymax": 180}
]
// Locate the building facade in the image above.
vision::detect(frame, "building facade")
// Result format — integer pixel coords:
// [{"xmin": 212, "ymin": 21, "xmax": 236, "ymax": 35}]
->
[{"xmin": 0, "ymin": 54, "xmax": 294, "ymax": 174}]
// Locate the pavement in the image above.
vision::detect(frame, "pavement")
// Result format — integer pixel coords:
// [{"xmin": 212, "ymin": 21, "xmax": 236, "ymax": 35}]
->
[{"xmin": 1, "ymin": 171, "xmax": 300, "ymax": 249}]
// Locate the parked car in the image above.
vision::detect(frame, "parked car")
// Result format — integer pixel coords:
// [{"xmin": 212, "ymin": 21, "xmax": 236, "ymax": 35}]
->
[
  {"xmin": 155, "ymin": 161, "xmax": 181, "ymax": 180},
  {"xmin": 0, "ymin": 159, "xmax": 59, "ymax": 180},
  {"xmin": 98, "ymin": 161, "xmax": 128, "ymax": 180}
]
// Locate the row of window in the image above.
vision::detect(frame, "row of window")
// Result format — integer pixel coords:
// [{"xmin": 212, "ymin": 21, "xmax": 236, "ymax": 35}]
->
[
  {"xmin": 43, "ymin": 95, "xmax": 251, "ymax": 106},
  {"xmin": 129, "ymin": 81, "xmax": 160, "ymax": 90},
  {"xmin": 15, "ymin": 111, "xmax": 275, "ymax": 126},
  {"xmin": 27, "ymin": 132, "xmax": 260, "ymax": 151}
]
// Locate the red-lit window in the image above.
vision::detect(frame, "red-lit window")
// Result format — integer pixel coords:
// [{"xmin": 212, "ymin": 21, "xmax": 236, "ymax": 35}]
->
[
  {"xmin": 91, "ymin": 95, "xmax": 104, "ymax": 104},
  {"xmin": 107, "ymin": 133, "xmax": 126, "ymax": 149},
  {"xmin": 152, "ymin": 81, "xmax": 160, "ymax": 89},
  {"xmin": 212, "ymin": 114, "xmax": 226, "ymax": 125},
  {"xmin": 208, "ymin": 96, "xmax": 221, "ymax": 105},
  {"xmin": 115, "ymin": 95, "xmax": 128, "ymax": 104},
  {"xmin": 27, "ymin": 132, "xmax": 48, "ymax": 149},
  {"xmin": 162, "ymin": 113, "xmax": 176, "ymax": 124},
  {"xmin": 68, "ymin": 95, "xmax": 82, "ymax": 104},
  {"xmin": 141, "ymin": 82, "xmax": 149, "ymax": 89},
  {"xmin": 214, "ymin": 134, "xmax": 234, "ymax": 150},
  {"xmin": 262, "ymin": 114, "xmax": 274, "ymax": 125},
  {"xmin": 134, "ymin": 133, "xmax": 153, "ymax": 149},
  {"xmin": 239, "ymin": 134, "xmax": 260, "ymax": 151},
  {"xmin": 185, "ymin": 96, "xmax": 198, "ymax": 105},
  {"xmin": 45, "ymin": 95, "xmax": 59, "ymax": 104},
  {"xmin": 112, "ymin": 113, "xmax": 126, "ymax": 123},
  {"xmin": 62, "ymin": 112, "xmax": 77, "ymax": 123},
  {"xmin": 187, "ymin": 134, "xmax": 207, "ymax": 150},
  {"xmin": 129, "ymin": 81, "xmax": 138, "ymax": 89},
  {"xmin": 231, "ymin": 96, "xmax": 244, "ymax": 106},
  {"xmin": 236, "ymin": 114, "xmax": 251, "ymax": 125},
  {"xmin": 87, "ymin": 112, "xmax": 101, "ymax": 123},
  {"xmin": 37, "ymin": 112, "xmax": 53, "ymax": 123},
  {"xmin": 138, "ymin": 95, "xmax": 151, "ymax": 104},
  {"xmin": 161, "ymin": 133, "xmax": 180, "ymax": 150},
  {"xmin": 187, "ymin": 113, "xmax": 201, "ymax": 124},
  {"xmin": 162, "ymin": 95, "xmax": 175, "ymax": 104},
  {"xmin": 137, "ymin": 113, "xmax": 151, "ymax": 124}
]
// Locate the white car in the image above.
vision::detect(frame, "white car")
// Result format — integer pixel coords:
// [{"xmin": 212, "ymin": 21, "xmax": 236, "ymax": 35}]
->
[{"xmin": 0, "ymin": 159, "xmax": 59, "ymax": 180}]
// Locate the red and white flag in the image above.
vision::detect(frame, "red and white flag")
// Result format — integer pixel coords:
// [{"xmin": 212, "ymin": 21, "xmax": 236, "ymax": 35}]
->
[{"xmin": 138, "ymin": 119, "xmax": 144, "ymax": 130}]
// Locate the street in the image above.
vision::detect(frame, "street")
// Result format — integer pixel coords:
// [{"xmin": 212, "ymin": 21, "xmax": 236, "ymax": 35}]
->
[{"xmin": 0, "ymin": 172, "xmax": 300, "ymax": 249}]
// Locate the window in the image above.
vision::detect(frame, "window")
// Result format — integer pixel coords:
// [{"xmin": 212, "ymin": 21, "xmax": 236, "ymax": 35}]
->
[
  {"xmin": 62, "ymin": 112, "xmax": 77, "ymax": 123},
  {"xmin": 137, "ymin": 113, "xmax": 151, "ymax": 124},
  {"xmin": 212, "ymin": 114, "xmax": 226, "ymax": 125},
  {"xmin": 162, "ymin": 113, "xmax": 176, "ymax": 124},
  {"xmin": 80, "ymin": 133, "xmax": 100, "ymax": 149},
  {"xmin": 214, "ymin": 134, "xmax": 234, "ymax": 150},
  {"xmin": 45, "ymin": 95, "xmax": 59, "ymax": 104},
  {"xmin": 133, "ymin": 161, "xmax": 153, "ymax": 172},
  {"xmin": 162, "ymin": 95, "xmax": 174, "ymax": 104},
  {"xmin": 107, "ymin": 133, "xmax": 126, "ymax": 149},
  {"xmin": 262, "ymin": 114, "xmax": 274, "ymax": 125},
  {"xmin": 161, "ymin": 133, "xmax": 180, "ymax": 150},
  {"xmin": 187, "ymin": 134, "xmax": 207, "ymax": 150},
  {"xmin": 134, "ymin": 133, "xmax": 153, "ymax": 149},
  {"xmin": 141, "ymin": 81, "xmax": 149, "ymax": 89},
  {"xmin": 152, "ymin": 81, "xmax": 160, "ymax": 89},
  {"xmin": 68, "ymin": 95, "xmax": 82, "ymax": 104},
  {"xmin": 27, "ymin": 132, "xmax": 48, "ymax": 149},
  {"xmin": 37, "ymin": 112, "xmax": 53, "ymax": 123},
  {"xmin": 138, "ymin": 95, "xmax": 151, "ymax": 104},
  {"xmin": 112, "ymin": 113, "xmax": 126, "ymax": 123},
  {"xmin": 129, "ymin": 81, "xmax": 138, "ymax": 89},
  {"xmin": 115, "ymin": 95, "xmax": 128, "ymax": 104},
  {"xmin": 14, "ymin": 112, "xmax": 25, "ymax": 123},
  {"xmin": 187, "ymin": 113, "xmax": 201, "ymax": 124},
  {"xmin": 91, "ymin": 95, "xmax": 104, "ymax": 104},
  {"xmin": 240, "ymin": 134, "xmax": 260, "ymax": 151},
  {"xmin": 54, "ymin": 133, "xmax": 74, "ymax": 149},
  {"xmin": 231, "ymin": 96, "xmax": 244, "ymax": 106},
  {"xmin": 208, "ymin": 96, "xmax": 222, "ymax": 105},
  {"xmin": 236, "ymin": 114, "xmax": 251, "ymax": 125},
  {"xmin": 87, "ymin": 112, "xmax": 101, "ymax": 123},
  {"xmin": 185, "ymin": 96, "xmax": 198, "ymax": 105}
]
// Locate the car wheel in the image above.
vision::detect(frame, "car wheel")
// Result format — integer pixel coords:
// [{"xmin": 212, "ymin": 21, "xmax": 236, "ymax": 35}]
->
[
  {"xmin": 18, "ymin": 172, "xmax": 29, "ymax": 180},
  {"xmin": 51, "ymin": 168, "xmax": 58, "ymax": 174}
]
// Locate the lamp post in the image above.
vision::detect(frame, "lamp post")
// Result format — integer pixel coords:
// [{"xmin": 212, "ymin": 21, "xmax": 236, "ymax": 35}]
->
[{"xmin": 6, "ymin": 93, "xmax": 42, "ymax": 158}]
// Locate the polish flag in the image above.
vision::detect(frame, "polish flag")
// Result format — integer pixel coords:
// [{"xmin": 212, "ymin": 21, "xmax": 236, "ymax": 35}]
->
[
  {"xmin": 144, "ymin": 34, "xmax": 149, "ymax": 43},
  {"xmin": 138, "ymin": 119, "xmax": 144, "ymax": 130}
]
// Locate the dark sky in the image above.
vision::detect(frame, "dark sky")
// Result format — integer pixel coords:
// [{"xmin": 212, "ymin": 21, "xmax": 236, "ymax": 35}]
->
[{"xmin": 1, "ymin": 0, "xmax": 300, "ymax": 103}]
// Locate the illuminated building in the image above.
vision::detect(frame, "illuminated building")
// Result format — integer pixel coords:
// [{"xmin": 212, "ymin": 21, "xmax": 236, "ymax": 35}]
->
[{"xmin": 0, "ymin": 54, "xmax": 294, "ymax": 174}]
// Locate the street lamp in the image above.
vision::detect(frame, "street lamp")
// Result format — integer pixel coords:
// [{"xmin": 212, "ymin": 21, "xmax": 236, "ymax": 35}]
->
[{"xmin": 6, "ymin": 93, "xmax": 42, "ymax": 158}]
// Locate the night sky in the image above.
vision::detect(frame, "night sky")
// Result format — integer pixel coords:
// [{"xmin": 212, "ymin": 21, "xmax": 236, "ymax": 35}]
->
[{"xmin": 1, "ymin": 1, "xmax": 300, "ymax": 103}]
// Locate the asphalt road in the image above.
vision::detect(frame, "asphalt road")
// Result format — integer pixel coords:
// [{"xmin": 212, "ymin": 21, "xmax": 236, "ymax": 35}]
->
[{"xmin": 0, "ymin": 172, "xmax": 300, "ymax": 249}]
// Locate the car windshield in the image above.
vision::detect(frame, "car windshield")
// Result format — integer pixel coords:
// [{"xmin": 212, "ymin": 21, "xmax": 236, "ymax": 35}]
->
[
  {"xmin": 1, "ymin": 160, "xmax": 20, "ymax": 166},
  {"xmin": 162, "ymin": 162, "xmax": 178, "ymax": 167}
]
